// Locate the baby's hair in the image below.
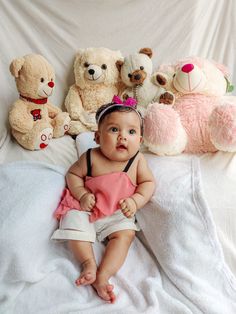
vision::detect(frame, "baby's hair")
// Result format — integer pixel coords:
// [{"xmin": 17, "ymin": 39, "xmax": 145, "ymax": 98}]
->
[{"xmin": 95, "ymin": 102, "xmax": 144, "ymax": 135}]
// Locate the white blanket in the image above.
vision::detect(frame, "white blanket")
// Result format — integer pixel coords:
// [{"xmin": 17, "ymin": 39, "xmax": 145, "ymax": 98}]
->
[
  {"xmin": 137, "ymin": 154, "xmax": 236, "ymax": 313},
  {"xmin": 0, "ymin": 161, "xmax": 194, "ymax": 314},
  {"xmin": 1, "ymin": 160, "xmax": 236, "ymax": 313}
]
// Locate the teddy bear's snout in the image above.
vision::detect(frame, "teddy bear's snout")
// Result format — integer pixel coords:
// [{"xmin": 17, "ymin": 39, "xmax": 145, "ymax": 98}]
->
[
  {"xmin": 84, "ymin": 64, "xmax": 104, "ymax": 82},
  {"xmin": 130, "ymin": 70, "xmax": 147, "ymax": 85}
]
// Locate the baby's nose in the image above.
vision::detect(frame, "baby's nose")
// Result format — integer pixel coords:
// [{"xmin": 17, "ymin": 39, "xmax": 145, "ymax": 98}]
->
[{"xmin": 118, "ymin": 132, "xmax": 127, "ymax": 140}]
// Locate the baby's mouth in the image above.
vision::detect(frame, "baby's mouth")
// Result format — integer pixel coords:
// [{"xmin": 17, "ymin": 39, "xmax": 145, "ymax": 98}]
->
[{"xmin": 116, "ymin": 144, "xmax": 127, "ymax": 150}]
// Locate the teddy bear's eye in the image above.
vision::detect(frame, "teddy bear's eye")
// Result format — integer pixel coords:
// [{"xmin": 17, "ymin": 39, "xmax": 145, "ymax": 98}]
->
[
  {"xmin": 173, "ymin": 74, "xmax": 176, "ymax": 78},
  {"xmin": 128, "ymin": 73, "xmax": 132, "ymax": 78},
  {"xmin": 51, "ymin": 78, "xmax": 53, "ymax": 82},
  {"xmin": 140, "ymin": 66, "xmax": 144, "ymax": 70},
  {"xmin": 40, "ymin": 78, "xmax": 44, "ymax": 83},
  {"xmin": 101, "ymin": 64, "xmax": 107, "ymax": 70},
  {"xmin": 84, "ymin": 62, "xmax": 90, "ymax": 68}
]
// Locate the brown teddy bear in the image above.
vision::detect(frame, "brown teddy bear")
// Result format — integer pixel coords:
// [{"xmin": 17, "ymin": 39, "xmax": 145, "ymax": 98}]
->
[
  {"xmin": 65, "ymin": 47, "xmax": 123, "ymax": 135},
  {"xmin": 9, "ymin": 54, "xmax": 71, "ymax": 150}
]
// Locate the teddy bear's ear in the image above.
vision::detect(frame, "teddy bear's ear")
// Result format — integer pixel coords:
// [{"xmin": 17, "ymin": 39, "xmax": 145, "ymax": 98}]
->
[
  {"xmin": 75, "ymin": 49, "xmax": 85, "ymax": 61},
  {"xmin": 116, "ymin": 60, "xmax": 124, "ymax": 72},
  {"xmin": 139, "ymin": 48, "xmax": 153, "ymax": 59},
  {"xmin": 9, "ymin": 57, "xmax": 25, "ymax": 78}
]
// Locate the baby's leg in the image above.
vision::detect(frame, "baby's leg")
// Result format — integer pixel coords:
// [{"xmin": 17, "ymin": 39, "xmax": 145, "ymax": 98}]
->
[
  {"xmin": 92, "ymin": 230, "xmax": 135, "ymax": 303},
  {"xmin": 68, "ymin": 240, "xmax": 97, "ymax": 286}
]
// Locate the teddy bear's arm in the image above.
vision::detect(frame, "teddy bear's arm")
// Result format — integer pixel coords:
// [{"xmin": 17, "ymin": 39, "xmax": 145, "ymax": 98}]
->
[
  {"xmin": 64, "ymin": 85, "xmax": 84, "ymax": 120},
  {"xmin": 46, "ymin": 102, "xmax": 62, "ymax": 118},
  {"xmin": 9, "ymin": 100, "xmax": 34, "ymax": 133},
  {"xmin": 121, "ymin": 88, "xmax": 134, "ymax": 100},
  {"xmin": 64, "ymin": 85, "xmax": 96, "ymax": 127}
]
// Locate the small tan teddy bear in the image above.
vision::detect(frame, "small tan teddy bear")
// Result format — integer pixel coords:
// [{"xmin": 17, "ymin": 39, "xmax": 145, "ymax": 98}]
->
[
  {"xmin": 65, "ymin": 47, "xmax": 123, "ymax": 135},
  {"xmin": 9, "ymin": 54, "xmax": 71, "ymax": 150}
]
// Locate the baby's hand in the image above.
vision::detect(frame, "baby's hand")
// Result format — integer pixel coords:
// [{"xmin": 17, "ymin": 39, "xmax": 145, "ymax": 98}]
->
[
  {"xmin": 119, "ymin": 198, "xmax": 137, "ymax": 218},
  {"xmin": 80, "ymin": 193, "xmax": 95, "ymax": 211}
]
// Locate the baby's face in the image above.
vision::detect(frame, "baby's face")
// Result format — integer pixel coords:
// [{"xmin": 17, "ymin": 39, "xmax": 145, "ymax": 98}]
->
[{"xmin": 96, "ymin": 110, "xmax": 142, "ymax": 161}]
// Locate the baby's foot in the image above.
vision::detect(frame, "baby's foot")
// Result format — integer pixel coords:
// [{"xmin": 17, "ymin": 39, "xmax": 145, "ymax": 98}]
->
[
  {"xmin": 75, "ymin": 259, "xmax": 97, "ymax": 286},
  {"xmin": 92, "ymin": 274, "xmax": 116, "ymax": 303}
]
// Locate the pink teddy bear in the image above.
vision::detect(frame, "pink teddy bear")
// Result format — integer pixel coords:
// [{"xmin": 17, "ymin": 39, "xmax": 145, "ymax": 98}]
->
[{"xmin": 143, "ymin": 57, "xmax": 236, "ymax": 155}]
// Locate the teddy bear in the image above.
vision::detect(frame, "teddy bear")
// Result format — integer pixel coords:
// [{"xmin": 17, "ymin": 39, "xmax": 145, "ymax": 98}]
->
[
  {"xmin": 65, "ymin": 47, "xmax": 123, "ymax": 135},
  {"xmin": 143, "ymin": 56, "xmax": 236, "ymax": 155},
  {"xmin": 116, "ymin": 48, "xmax": 175, "ymax": 115},
  {"xmin": 9, "ymin": 54, "xmax": 71, "ymax": 151}
]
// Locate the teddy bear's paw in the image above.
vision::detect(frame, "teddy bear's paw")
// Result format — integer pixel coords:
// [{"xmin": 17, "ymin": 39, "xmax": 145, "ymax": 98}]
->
[
  {"xmin": 155, "ymin": 73, "xmax": 168, "ymax": 86},
  {"xmin": 209, "ymin": 104, "xmax": 236, "ymax": 152},
  {"xmin": 143, "ymin": 103, "xmax": 187, "ymax": 155},
  {"xmin": 68, "ymin": 108, "xmax": 81, "ymax": 120},
  {"xmin": 52, "ymin": 113, "xmax": 71, "ymax": 138},
  {"xmin": 67, "ymin": 120, "xmax": 90, "ymax": 136},
  {"xmin": 81, "ymin": 112, "xmax": 96, "ymax": 126},
  {"xmin": 34, "ymin": 127, "xmax": 53, "ymax": 150},
  {"xmin": 159, "ymin": 92, "xmax": 175, "ymax": 105}
]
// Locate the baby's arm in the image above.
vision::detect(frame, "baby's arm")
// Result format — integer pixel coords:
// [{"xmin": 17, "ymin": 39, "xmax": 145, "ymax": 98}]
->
[
  {"xmin": 66, "ymin": 153, "xmax": 95, "ymax": 211},
  {"xmin": 120, "ymin": 153, "xmax": 155, "ymax": 218}
]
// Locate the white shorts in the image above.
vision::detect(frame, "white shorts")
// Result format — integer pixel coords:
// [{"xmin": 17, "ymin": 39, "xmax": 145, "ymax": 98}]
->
[{"xmin": 51, "ymin": 209, "xmax": 140, "ymax": 242}]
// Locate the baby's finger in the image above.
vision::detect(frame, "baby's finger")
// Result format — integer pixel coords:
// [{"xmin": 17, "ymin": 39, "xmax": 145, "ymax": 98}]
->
[
  {"xmin": 119, "ymin": 199, "xmax": 125, "ymax": 205},
  {"xmin": 90, "ymin": 199, "xmax": 96, "ymax": 206},
  {"xmin": 88, "ymin": 202, "xmax": 94, "ymax": 209},
  {"xmin": 125, "ymin": 211, "xmax": 133, "ymax": 218},
  {"xmin": 122, "ymin": 207, "xmax": 130, "ymax": 214},
  {"xmin": 120, "ymin": 202, "xmax": 127, "ymax": 210}
]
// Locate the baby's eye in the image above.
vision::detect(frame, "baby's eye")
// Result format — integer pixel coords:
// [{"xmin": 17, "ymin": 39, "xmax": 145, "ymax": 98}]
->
[
  {"xmin": 110, "ymin": 127, "xmax": 118, "ymax": 132},
  {"xmin": 129, "ymin": 129, "xmax": 136, "ymax": 134}
]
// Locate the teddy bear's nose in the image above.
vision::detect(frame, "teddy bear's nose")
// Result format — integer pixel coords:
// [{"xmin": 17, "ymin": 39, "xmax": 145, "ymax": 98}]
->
[
  {"xmin": 48, "ymin": 81, "xmax": 54, "ymax": 88},
  {"xmin": 181, "ymin": 63, "xmax": 194, "ymax": 73},
  {"xmin": 88, "ymin": 69, "xmax": 95, "ymax": 75},
  {"xmin": 134, "ymin": 74, "xmax": 141, "ymax": 81}
]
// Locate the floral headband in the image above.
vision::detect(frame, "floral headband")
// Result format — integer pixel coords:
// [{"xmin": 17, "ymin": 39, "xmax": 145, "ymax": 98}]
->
[{"xmin": 96, "ymin": 95, "xmax": 143, "ymax": 125}]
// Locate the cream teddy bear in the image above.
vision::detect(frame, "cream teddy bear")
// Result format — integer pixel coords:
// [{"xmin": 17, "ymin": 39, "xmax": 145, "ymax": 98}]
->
[
  {"xmin": 9, "ymin": 54, "xmax": 71, "ymax": 150},
  {"xmin": 144, "ymin": 57, "xmax": 236, "ymax": 155},
  {"xmin": 65, "ymin": 47, "xmax": 123, "ymax": 135},
  {"xmin": 116, "ymin": 48, "xmax": 175, "ymax": 115}
]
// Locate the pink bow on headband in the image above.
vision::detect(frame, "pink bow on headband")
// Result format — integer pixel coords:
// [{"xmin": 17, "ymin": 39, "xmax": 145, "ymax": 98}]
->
[{"xmin": 112, "ymin": 95, "xmax": 137, "ymax": 107}]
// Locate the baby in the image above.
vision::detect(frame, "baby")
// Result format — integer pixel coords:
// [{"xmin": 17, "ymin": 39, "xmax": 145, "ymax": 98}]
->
[{"xmin": 52, "ymin": 96, "xmax": 155, "ymax": 303}]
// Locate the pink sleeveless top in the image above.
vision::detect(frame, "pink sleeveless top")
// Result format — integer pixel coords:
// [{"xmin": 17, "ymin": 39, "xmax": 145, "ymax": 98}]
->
[{"xmin": 54, "ymin": 149, "xmax": 138, "ymax": 222}]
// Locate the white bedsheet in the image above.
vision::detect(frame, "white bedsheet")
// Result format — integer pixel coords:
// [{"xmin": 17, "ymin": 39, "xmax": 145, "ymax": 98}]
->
[{"xmin": 1, "ymin": 160, "xmax": 235, "ymax": 314}]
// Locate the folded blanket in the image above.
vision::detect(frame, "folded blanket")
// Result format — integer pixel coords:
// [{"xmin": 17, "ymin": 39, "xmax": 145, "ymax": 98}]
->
[{"xmin": 137, "ymin": 154, "xmax": 236, "ymax": 314}]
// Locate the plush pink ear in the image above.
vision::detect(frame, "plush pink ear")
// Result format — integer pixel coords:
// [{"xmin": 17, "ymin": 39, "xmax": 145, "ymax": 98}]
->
[
  {"xmin": 9, "ymin": 57, "xmax": 25, "ymax": 78},
  {"xmin": 139, "ymin": 48, "xmax": 153, "ymax": 58}
]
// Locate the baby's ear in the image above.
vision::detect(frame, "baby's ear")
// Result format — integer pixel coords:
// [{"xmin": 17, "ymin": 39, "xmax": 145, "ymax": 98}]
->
[{"xmin": 94, "ymin": 131, "xmax": 100, "ymax": 144}]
